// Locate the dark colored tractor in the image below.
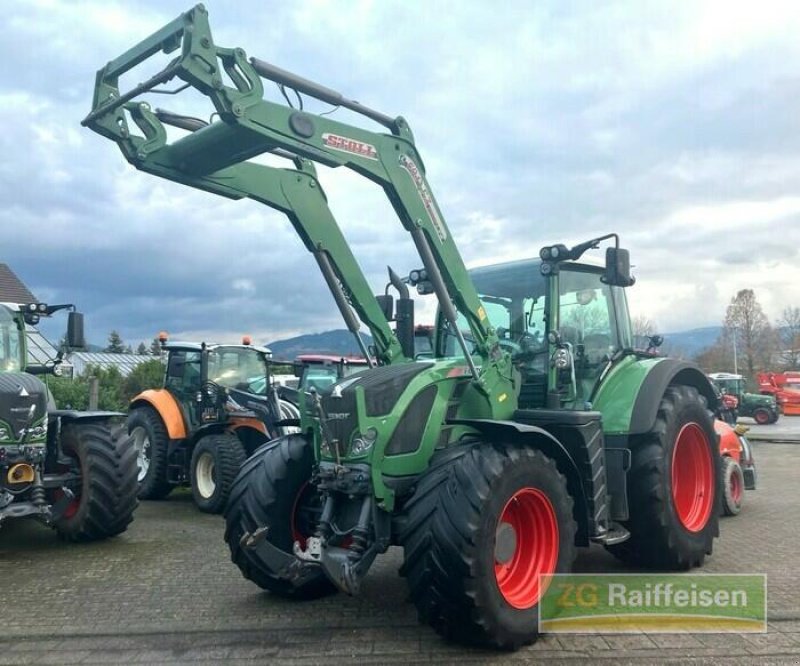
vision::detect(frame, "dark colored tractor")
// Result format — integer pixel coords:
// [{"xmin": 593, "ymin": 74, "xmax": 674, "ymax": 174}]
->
[{"xmin": 0, "ymin": 302, "xmax": 138, "ymax": 540}]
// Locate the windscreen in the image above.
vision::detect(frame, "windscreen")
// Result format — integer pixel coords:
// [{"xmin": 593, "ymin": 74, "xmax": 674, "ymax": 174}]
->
[{"xmin": 0, "ymin": 306, "xmax": 24, "ymax": 372}]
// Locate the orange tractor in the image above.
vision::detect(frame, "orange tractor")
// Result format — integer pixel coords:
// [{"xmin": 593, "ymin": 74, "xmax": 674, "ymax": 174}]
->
[
  {"xmin": 715, "ymin": 419, "xmax": 756, "ymax": 516},
  {"xmin": 128, "ymin": 334, "xmax": 298, "ymax": 512}
]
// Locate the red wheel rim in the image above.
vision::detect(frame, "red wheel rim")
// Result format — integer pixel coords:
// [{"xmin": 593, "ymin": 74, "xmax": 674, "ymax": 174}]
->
[
  {"xmin": 671, "ymin": 423, "xmax": 714, "ymax": 532},
  {"xmin": 290, "ymin": 481, "xmax": 313, "ymax": 546},
  {"xmin": 729, "ymin": 467, "xmax": 743, "ymax": 504},
  {"xmin": 494, "ymin": 487, "xmax": 559, "ymax": 609}
]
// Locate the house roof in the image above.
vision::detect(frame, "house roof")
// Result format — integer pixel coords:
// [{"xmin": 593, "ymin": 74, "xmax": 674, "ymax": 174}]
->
[{"xmin": 0, "ymin": 264, "xmax": 36, "ymax": 303}]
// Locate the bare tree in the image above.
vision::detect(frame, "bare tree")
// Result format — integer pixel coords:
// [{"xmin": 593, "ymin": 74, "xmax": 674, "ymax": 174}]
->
[
  {"xmin": 778, "ymin": 306, "xmax": 800, "ymax": 370},
  {"xmin": 632, "ymin": 315, "xmax": 657, "ymax": 338},
  {"xmin": 693, "ymin": 340, "xmax": 730, "ymax": 374},
  {"xmin": 723, "ymin": 289, "xmax": 775, "ymax": 380}
]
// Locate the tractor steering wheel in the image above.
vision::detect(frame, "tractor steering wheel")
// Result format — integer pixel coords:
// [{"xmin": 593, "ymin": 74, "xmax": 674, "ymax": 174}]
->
[{"xmin": 496, "ymin": 329, "xmax": 543, "ymax": 360}]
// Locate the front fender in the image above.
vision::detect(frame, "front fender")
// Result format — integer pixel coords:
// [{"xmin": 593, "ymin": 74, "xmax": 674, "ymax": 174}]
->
[
  {"xmin": 593, "ymin": 356, "xmax": 718, "ymax": 435},
  {"xmin": 130, "ymin": 389, "xmax": 187, "ymax": 439},
  {"xmin": 51, "ymin": 409, "xmax": 125, "ymax": 423}
]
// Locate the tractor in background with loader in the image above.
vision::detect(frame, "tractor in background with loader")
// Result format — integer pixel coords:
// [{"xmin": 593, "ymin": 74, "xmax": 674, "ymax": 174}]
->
[
  {"xmin": 128, "ymin": 333, "xmax": 299, "ymax": 513},
  {"xmin": 84, "ymin": 5, "xmax": 721, "ymax": 648},
  {"xmin": 0, "ymin": 302, "xmax": 138, "ymax": 540}
]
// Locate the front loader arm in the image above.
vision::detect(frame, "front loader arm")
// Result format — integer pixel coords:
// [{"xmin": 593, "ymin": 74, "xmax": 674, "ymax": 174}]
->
[{"xmin": 83, "ymin": 4, "xmax": 507, "ymax": 385}]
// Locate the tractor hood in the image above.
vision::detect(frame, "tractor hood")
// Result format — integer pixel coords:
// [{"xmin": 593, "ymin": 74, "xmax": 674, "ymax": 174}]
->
[{"xmin": 0, "ymin": 372, "xmax": 48, "ymax": 448}]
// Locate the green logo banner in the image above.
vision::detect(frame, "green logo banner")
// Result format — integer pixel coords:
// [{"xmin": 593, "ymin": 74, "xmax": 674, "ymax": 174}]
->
[{"xmin": 539, "ymin": 574, "xmax": 766, "ymax": 633}]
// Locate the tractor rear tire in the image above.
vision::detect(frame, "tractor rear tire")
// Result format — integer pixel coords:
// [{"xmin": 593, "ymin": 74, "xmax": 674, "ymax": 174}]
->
[
  {"xmin": 753, "ymin": 408, "xmax": 771, "ymax": 425},
  {"xmin": 399, "ymin": 444, "xmax": 576, "ymax": 649},
  {"xmin": 607, "ymin": 385, "xmax": 720, "ymax": 569},
  {"xmin": 721, "ymin": 457, "xmax": 744, "ymax": 516},
  {"xmin": 223, "ymin": 435, "xmax": 337, "ymax": 599},
  {"xmin": 128, "ymin": 407, "xmax": 173, "ymax": 500},
  {"xmin": 54, "ymin": 422, "xmax": 139, "ymax": 542},
  {"xmin": 190, "ymin": 433, "xmax": 246, "ymax": 514}
]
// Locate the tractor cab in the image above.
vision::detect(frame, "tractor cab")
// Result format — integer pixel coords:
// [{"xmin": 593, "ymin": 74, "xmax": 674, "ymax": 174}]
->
[
  {"xmin": 0, "ymin": 304, "xmax": 25, "ymax": 373},
  {"xmin": 434, "ymin": 255, "xmax": 633, "ymax": 410},
  {"xmin": 294, "ymin": 354, "xmax": 369, "ymax": 392},
  {"xmin": 161, "ymin": 337, "xmax": 273, "ymax": 427}
]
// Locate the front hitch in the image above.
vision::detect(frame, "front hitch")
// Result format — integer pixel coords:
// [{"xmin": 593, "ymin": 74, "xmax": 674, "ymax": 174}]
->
[{"xmin": 239, "ymin": 527, "xmax": 324, "ymax": 589}]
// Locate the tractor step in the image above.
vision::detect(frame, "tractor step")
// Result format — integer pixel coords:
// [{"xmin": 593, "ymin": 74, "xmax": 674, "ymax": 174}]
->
[{"xmin": 592, "ymin": 522, "xmax": 630, "ymax": 546}]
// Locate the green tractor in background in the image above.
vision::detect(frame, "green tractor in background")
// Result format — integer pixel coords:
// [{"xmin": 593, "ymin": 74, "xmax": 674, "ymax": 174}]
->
[
  {"xmin": 0, "ymin": 302, "xmax": 138, "ymax": 540},
  {"xmin": 83, "ymin": 5, "xmax": 720, "ymax": 648},
  {"xmin": 708, "ymin": 372, "xmax": 779, "ymax": 424}
]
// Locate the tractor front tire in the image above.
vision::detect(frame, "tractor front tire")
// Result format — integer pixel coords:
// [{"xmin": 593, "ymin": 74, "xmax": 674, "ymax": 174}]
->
[
  {"xmin": 223, "ymin": 435, "xmax": 336, "ymax": 599},
  {"xmin": 128, "ymin": 407, "xmax": 173, "ymax": 500},
  {"xmin": 190, "ymin": 433, "xmax": 246, "ymax": 514},
  {"xmin": 608, "ymin": 385, "xmax": 720, "ymax": 569},
  {"xmin": 54, "ymin": 422, "xmax": 139, "ymax": 542},
  {"xmin": 721, "ymin": 457, "xmax": 744, "ymax": 516},
  {"xmin": 399, "ymin": 444, "xmax": 576, "ymax": 650},
  {"xmin": 753, "ymin": 408, "xmax": 771, "ymax": 425}
]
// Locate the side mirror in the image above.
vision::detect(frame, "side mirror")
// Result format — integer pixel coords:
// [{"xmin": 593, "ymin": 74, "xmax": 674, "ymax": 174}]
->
[
  {"xmin": 375, "ymin": 294, "xmax": 394, "ymax": 321},
  {"xmin": 66, "ymin": 312, "xmax": 85, "ymax": 349},
  {"xmin": 293, "ymin": 362, "xmax": 304, "ymax": 378},
  {"xmin": 604, "ymin": 248, "xmax": 635, "ymax": 287}
]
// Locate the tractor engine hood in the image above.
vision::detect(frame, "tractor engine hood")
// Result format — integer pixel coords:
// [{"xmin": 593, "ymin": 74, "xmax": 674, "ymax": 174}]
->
[
  {"xmin": 315, "ymin": 362, "xmax": 435, "ymax": 461},
  {"xmin": 0, "ymin": 372, "xmax": 48, "ymax": 448}
]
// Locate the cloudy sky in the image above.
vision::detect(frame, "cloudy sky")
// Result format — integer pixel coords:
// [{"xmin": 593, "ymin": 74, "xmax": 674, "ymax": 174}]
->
[{"xmin": 5, "ymin": 0, "xmax": 800, "ymax": 349}]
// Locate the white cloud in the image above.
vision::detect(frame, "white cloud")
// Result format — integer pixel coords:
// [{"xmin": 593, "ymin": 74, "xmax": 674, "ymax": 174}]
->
[{"xmin": 5, "ymin": 0, "xmax": 800, "ymax": 347}]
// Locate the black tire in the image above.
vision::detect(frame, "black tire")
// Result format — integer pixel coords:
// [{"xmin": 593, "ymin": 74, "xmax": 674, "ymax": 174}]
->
[
  {"xmin": 721, "ymin": 457, "xmax": 744, "ymax": 516},
  {"xmin": 190, "ymin": 433, "xmax": 247, "ymax": 514},
  {"xmin": 127, "ymin": 406, "xmax": 173, "ymax": 500},
  {"xmin": 53, "ymin": 421, "xmax": 139, "ymax": 542},
  {"xmin": 398, "ymin": 444, "xmax": 576, "ymax": 649},
  {"xmin": 753, "ymin": 408, "xmax": 771, "ymax": 425},
  {"xmin": 608, "ymin": 385, "xmax": 720, "ymax": 569},
  {"xmin": 223, "ymin": 434, "xmax": 337, "ymax": 599}
]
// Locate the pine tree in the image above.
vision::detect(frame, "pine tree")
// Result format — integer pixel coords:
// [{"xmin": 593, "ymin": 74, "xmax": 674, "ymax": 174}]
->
[
  {"xmin": 150, "ymin": 337, "xmax": 162, "ymax": 356},
  {"xmin": 106, "ymin": 330, "xmax": 126, "ymax": 354},
  {"xmin": 136, "ymin": 342, "xmax": 148, "ymax": 355}
]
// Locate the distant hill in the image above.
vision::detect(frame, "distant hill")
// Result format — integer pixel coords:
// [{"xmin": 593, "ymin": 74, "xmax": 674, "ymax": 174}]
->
[
  {"xmin": 267, "ymin": 326, "xmax": 724, "ymax": 361},
  {"xmin": 661, "ymin": 326, "xmax": 722, "ymax": 358},
  {"xmin": 267, "ymin": 329, "xmax": 372, "ymax": 360}
]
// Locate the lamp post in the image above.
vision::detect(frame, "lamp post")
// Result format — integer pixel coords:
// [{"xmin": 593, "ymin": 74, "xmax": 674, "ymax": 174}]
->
[{"xmin": 731, "ymin": 326, "xmax": 739, "ymax": 375}]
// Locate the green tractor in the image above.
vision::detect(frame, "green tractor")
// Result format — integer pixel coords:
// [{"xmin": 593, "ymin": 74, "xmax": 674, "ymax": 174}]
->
[
  {"xmin": 708, "ymin": 372, "xmax": 779, "ymax": 425},
  {"xmin": 83, "ymin": 5, "xmax": 720, "ymax": 648},
  {"xmin": 0, "ymin": 302, "xmax": 138, "ymax": 540}
]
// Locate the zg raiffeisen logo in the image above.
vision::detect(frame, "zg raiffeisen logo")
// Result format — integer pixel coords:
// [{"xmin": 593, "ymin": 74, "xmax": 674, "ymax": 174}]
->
[{"xmin": 538, "ymin": 574, "xmax": 766, "ymax": 633}]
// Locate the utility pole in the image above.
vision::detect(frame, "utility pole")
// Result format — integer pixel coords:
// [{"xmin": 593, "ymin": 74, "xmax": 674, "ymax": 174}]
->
[{"xmin": 732, "ymin": 327, "xmax": 738, "ymax": 375}]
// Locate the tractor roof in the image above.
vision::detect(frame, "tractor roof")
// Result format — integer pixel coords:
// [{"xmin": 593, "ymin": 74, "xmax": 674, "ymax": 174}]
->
[
  {"xmin": 163, "ymin": 341, "xmax": 272, "ymax": 356},
  {"xmin": 297, "ymin": 354, "xmax": 369, "ymax": 365},
  {"xmin": 709, "ymin": 372, "xmax": 744, "ymax": 380}
]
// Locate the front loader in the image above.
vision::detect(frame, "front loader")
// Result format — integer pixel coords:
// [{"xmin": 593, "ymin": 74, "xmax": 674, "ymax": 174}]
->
[
  {"xmin": 0, "ymin": 302, "xmax": 138, "ymax": 540},
  {"xmin": 83, "ymin": 5, "xmax": 721, "ymax": 648}
]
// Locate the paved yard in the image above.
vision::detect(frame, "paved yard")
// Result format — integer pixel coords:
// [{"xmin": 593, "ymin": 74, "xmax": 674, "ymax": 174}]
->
[{"xmin": 1, "ymin": 435, "xmax": 799, "ymax": 665}]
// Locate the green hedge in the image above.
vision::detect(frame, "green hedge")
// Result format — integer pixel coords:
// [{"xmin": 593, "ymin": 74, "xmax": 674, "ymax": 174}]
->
[{"xmin": 46, "ymin": 359, "xmax": 164, "ymax": 412}]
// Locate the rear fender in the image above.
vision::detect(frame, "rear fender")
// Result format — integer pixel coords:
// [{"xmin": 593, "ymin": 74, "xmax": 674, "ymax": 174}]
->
[
  {"xmin": 594, "ymin": 357, "xmax": 718, "ymax": 435},
  {"xmin": 448, "ymin": 418, "xmax": 593, "ymax": 546},
  {"xmin": 130, "ymin": 389, "xmax": 187, "ymax": 439}
]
